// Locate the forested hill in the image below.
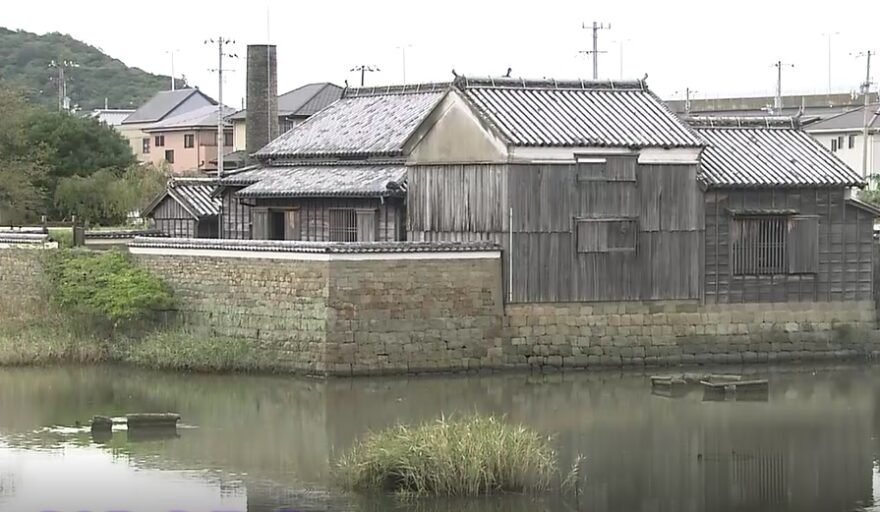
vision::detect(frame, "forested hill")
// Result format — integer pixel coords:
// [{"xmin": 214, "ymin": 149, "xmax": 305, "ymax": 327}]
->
[{"xmin": 0, "ymin": 27, "xmax": 183, "ymax": 111}]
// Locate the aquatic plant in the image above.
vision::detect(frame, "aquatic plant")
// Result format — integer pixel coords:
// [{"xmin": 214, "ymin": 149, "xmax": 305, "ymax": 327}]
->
[{"xmin": 335, "ymin": 415, "xmax": 559, "ymax": 497}]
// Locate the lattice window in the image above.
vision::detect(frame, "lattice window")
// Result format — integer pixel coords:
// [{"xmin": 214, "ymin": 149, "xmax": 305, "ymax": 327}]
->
[
  {"xmin": 329, "ymin": 209, "xmax": 358, "ymax": 242},
  {"xmin": 730, "ymin": 216, "xmax": 786, "ymax": 275}
]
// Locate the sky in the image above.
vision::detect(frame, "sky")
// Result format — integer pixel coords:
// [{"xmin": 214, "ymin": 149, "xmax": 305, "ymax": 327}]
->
[{"xmin": 4, "ymin": 0, "xmax": 878, "ymax": 108}]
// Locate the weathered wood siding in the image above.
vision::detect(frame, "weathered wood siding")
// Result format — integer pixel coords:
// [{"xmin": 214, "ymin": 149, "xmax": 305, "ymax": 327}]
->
[
  {"xmin": 705, "ymin": 188, "xmax": 874, "ymax": 303},
  {"xmin": 222, "ymin": 191, "xmax": 404, "ymax": 242},
  {"xmin": 150, "ymin": 197, "xmax": 197, "ymax": 238},
  {"xmin": 408, "ymin": 160, "xmax": 704, "ymax": 303}
]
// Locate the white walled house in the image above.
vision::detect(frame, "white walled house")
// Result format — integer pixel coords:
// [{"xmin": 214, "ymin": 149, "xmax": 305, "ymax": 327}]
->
[{"xmin": 806, "ymin": 105, "xmax": 880, "ymax": 181}]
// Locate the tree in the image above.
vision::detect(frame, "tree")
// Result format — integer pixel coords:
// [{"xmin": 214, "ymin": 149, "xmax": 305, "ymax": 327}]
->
[
  {"xmin": 0, "ymin": 87, "xmax": 48, "ymax": 224},
  {"xmin": 859, "ymin": 174, "xmax": 880, "ymax": 206}
]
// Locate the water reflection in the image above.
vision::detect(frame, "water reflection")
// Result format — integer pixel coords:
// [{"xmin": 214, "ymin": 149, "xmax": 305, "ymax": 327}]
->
[{"xmin": 0, "ymin": 364, "xmax": 877, "ymax": 511}]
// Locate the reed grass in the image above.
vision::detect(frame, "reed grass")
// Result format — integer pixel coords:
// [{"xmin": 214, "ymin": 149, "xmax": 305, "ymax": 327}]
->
[{"xmin": 336, "ymin": 415, "xmax": 559, "ymax": 497}]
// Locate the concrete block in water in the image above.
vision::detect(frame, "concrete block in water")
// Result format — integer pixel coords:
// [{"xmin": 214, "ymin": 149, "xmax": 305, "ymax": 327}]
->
[
  {"xmin": 90, "ymin": 415, "xmax": 113, "ymax": 433},
  {"xmin": 126, "ymin": 413, "xmax": 181, "ymax": 429}
]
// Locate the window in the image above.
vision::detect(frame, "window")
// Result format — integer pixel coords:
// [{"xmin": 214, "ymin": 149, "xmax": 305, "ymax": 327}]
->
[
  {"xmin": 838, "ymin": 135, "xmax": 844, "ymax": 150},
  {"xmin": 164, "ymin": 149, "xmax": 174, "ymax": 164},
  {"xmin": 224, "ymin": 132, "xmax": 233, "ymax": 147},
  {"xmin": 730, "ymin": 215, "xmax": 818, "ymax": 275},
  {"xmin": 576, "ymin": 218, "xmax": 637, "ymax": 253},
  {"xmin": 329, "ymin": 209, "xmax": 358, "ymax": 241},
  {"xmin": 831, "ymin": 138, "xmax": 838, "ymax": 152},
  {"xmin": 142, "ymin": 138, "xmax": 150, "ymax": 154},
  {"xmin": 849, "ymin": 134, "xmax": 856, "ymax": 149},
  {"xmin": 155, "ymin": 135, "xmax": 165, "ymax": 147},
  {"xmin": 184, "ymin": 134, "xmax": 194, "ymax": 148},
  {"xmin": 576, "ymin": 156, "xmax": 636, "ymax": 182}
]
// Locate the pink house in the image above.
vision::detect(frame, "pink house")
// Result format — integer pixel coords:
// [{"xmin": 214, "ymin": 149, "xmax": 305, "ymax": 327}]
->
[{"xmin": 141, "ymin": 105, "xmax": 235, "ymax": 175}]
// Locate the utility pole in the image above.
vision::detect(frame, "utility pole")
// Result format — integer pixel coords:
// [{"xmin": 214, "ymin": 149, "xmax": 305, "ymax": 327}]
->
[
  {"xmin": 856, "ymin": 51, "xmax": 874, "ymax": 177},
  {"xmin": 580, "ymin": 21, "xmax": 610, "ymax": 79},
  {"xmin": 48, "ymin": 60, "xmax": 78, "ymax": 112},
  {"xmin": 396, "ymin": 45, "xmax": 413, "ymax": 85},
  {"xmin": 822, "ymin": 32, "xmax": 839, "ymax": 94},
  {"xmin": 165, "ymin": 50, "xmax": 179, "ymax": 90},
  {"xmin": 772, "ymin": 60, "xmax": 794, "ymax": 114},
  {"xmin": 350, "ymin": 65, "xmax": 380, "ymax": 87},
  {"xmin": 685, "ymin": 88, "xmax": 697, "ymax": 115},
  {"xmin": 206, "ymin": 37, "xmax": 237, "ymax": 235}
]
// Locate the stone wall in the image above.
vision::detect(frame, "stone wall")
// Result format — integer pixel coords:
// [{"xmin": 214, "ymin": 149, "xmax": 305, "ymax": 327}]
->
[
  {"xmin": 135, "ymin": 254, "xmax": 329, "ymax": 373},
  {"xmin": 505, "ymin": 301, "xmax": 879, "ymax": 369},
  {"xmin": 0, "ymin": 244, "xmax": 51, "ymax": 315},
  {"xmin": 325, "ymin": 258, "xmax": 503, "ymax": 375}
]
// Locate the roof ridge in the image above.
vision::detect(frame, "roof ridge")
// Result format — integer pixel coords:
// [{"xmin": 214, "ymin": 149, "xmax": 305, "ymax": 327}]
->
[
  {"xmin": 454, "ymin": 76, "xmax": 647, "ymax": 91},
  {"xmin": 342, "ymin": 82, "xmax": 451, "ymax": 98},
  {"xmin": 687, "ymin": 116, "xmax": 800, "ymax": 130}
]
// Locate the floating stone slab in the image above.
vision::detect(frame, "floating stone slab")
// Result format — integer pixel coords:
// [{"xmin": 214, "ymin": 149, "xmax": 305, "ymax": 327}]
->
[
  {"xmin": 126, "ymin": 413, "xmax": 181, "ymax": 429},
  {"xmin": 90, "ymin": 415, "xmax": 113, "ymax": 433}
]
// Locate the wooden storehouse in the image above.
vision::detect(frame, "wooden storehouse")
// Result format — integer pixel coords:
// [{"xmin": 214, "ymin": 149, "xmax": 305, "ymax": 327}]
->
[
  {"xmin": 142, "ymin": 178, "xmax": 221, "ymax": 238},
  {"xmin": 216, "ymin": 84, "xmax": 447, "ymax": 241},
  {"xmin": 691, "ymin": 117, "xmax": 875, "ymax": 303}
]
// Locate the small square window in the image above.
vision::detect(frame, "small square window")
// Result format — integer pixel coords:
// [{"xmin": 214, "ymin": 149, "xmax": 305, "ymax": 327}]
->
[
  {"xmin": 155, "ymin": 135, "xmax": 165, "ymax": 147},
  {"xmin": 329, "ymin": 209, "xmax": 358, "ymax": 242},
  {"xmin": 848, "ymin": 134, "xmax": 856, "ymax": 149},
  {"xmin": 184, "ymin": 134, "xmax": 194, "ymax": 148},
  {"xmin": 831, "ymin": 139, "xmax": 838, "ymax": 152},
  {"xmin": 224, "ymin": 132, "xmax": 233, "ymax": 147},
  {"xmin": 142, "ymin": 138, "xmax": 150, "ymax": 154},
  {"xmin": 164, "ymin": 149, "xmax": 174, "ymax": 164}
]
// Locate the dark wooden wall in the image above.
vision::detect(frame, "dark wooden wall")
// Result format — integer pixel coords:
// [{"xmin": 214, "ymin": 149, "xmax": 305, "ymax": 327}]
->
[
  {"xmin": 150, "ymin": 198, "xmax": 197, "ymax": 238},
  {"xmin": 705, "ymin": 188, "xmax": 874, "ymax": 303},
  {"xmin": 221, "ymin": 190, "xmax": 404, "ymax": 242},
  {"xmin": 408, "ymin": 160, "xmax": 704, "ymax": 303}
]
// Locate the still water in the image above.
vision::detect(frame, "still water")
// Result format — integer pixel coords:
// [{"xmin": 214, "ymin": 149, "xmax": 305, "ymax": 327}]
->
[{"xmin": 1, "ymin": 364, "xmax": 880, "ymax": 512}]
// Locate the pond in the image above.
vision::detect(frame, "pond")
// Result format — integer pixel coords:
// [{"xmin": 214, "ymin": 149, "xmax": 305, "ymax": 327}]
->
[{"xmin": 1, "ymin": 364, "xmax": 879, "ymax": 512}]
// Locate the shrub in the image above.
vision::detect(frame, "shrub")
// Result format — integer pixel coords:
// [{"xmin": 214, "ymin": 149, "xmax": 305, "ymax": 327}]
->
[
  {"xmin": 336, "ymin": 415, "xmax": 558, "ymax": 497},
  {"xmin": 44, "ymin": 249, "xmax": 175, "ymax": 323}
]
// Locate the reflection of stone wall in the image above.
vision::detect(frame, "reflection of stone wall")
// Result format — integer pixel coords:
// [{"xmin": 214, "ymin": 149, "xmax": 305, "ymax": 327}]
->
[{"xmin": 505, "ymin": 301, "xmax": 879, "ymax": 369}]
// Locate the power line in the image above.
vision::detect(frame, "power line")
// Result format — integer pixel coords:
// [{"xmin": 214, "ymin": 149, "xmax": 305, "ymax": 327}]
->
[
  {"xmin": 772, "ymin": 60, "xmax": 794, "ymax": 114},
  {"xmin": 48, "ymin": 59, "xmax": 79, "ymax": 112}
]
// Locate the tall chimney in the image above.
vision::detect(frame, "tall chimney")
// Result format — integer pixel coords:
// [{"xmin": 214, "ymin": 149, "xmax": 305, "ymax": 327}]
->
[{"xmin": 246, "ymin": 44, "xmax": 279, "ymax": 159}]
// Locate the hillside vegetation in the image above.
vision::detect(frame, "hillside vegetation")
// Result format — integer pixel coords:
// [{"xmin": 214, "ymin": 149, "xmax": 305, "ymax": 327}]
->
[{"xmin": 0, "ymin": 27, "xmax": 181, "ymax": 111}]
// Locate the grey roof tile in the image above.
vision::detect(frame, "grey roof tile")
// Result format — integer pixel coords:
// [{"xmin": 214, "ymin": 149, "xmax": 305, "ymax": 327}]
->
[
  {"xmin": 142, "ymin": 178, "xmax": 221, "ymax": 219},
  {"xmin": 227, "ymin": 82, "xmax": 343, "ymax": 121},
  {"xmin": 457, "ymin": 77, "xmax": 704, "ymax": 148},
  {"xmin": 123, "ymin": 89, "xmax": 217, "ymax": 124},
  {"xmin": 130, "ymin": 237, "xmax": 499, "ymax": 253},
  {"xmin": 235, "ymin": 165, "xmax": 406, "ymax": 198},
  {"xmin": 690, "ymin": 117, "xmax": 864, "ymax": 188},
  {"xmin": 805, "ymin": 104, "xmax": 880, "ymax": 132},
  {"xmin": 145, "ymin": 105, "xmax": 235, "ymax": 131},
  {"xmin": 255, "ymin": 84, "xmax": 448, "ymax": 158}
]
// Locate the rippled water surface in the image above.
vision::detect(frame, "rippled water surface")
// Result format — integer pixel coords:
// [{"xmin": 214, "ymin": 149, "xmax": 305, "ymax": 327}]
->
[{"xmin": 2, "ymin": 364, "xmax": 880, "ymax": 512}]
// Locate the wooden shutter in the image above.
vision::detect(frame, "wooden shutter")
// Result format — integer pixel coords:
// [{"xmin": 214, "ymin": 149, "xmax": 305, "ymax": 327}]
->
[
  {"xmin": 787, "ymin": 215, "xmax": 819, "ymax": 274},
  {"xmin": 284, "ymin": 210, "xmax": 301, "ymax": 241},
  {"xmin": 251, "ymin": 208, "xmax": 269, "ymax": 240},
  {"xmin": 356, "ymin": 209, "xmax": 377, "ymax": 242},
  {"xmin": 576, "ymin": 219, "xmax": 637, "ymax": 253}
]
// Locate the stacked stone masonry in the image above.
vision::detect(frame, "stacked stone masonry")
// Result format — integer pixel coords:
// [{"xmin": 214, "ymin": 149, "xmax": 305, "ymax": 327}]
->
[
  {"xmin": 505, "ymin": 301, "xmax": 879, "ymax": 369},
  {"xmin": 0, "ymin": 248, "xmax": 46, "ymax": 313}
]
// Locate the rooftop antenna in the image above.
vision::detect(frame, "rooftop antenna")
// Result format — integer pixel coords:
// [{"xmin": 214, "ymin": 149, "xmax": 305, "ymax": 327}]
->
[{"xmin": 580, "ymin": 21, "xmax": 610, "ymax": 79}]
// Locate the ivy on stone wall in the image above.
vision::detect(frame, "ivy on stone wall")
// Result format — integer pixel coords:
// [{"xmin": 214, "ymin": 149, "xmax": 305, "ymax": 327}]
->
[{"xmin": 44, "ymin": 249, "xmax": 175, "ymax": 323}]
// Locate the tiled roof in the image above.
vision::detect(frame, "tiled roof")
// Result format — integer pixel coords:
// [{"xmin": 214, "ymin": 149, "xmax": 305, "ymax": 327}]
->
[
  {"xmin": 255, "ymin": 83, "xmax": 448, "ymax": 159},
  {"xmin": 227, "ymin": 83, "xmax": 343, "ymax": 121},
  {"xmin": 88, "ymin": 109, "xmax": 136, "ymax": 127},
  {"xmin": 144, "ymin": 105, "xmax": 235, "ymax": 131},
  {"xmin": 130, "ymin": 237, "xmax": 500, "ymax": 254},
  {"xmin": 235, "ymin": 165, "xmax": 406, "ymax": 198},
  {"xmin": 85, "ymin": 229, "xmax": 167, "ymax": 239},
  {"xmin": 0, "ymin": 233, "xmax": 52, "ymax": 245},
  {"xmin": 805, "ymin": 104, "xmax": 880, "ymax": 132},
  {"xmin": 142, "ymin": 178, "xmax": 221, "ymax": 219},
  {"xmin": 123, "ymin": 89, "xmax": 217, "ymax": 124},
  {"xmin": 690, "ymin": 116, "xmax": 865, "ymax": 188},
  {"xmin": 456, "ymin": 77, "xmax": 704, "ymax": 148}
]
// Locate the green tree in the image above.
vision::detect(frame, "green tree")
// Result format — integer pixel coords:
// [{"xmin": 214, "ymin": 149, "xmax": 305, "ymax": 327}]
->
[
  {"xmin": 0, "ymin": 87, "xmax": 48, "ymax": 224},
  {"xmin": 859, "ymin": 174, "xmax": 880, "ymax": 206},
  {"xmin": 54, "ymin": 163, "xmax": 169, "ymax": 225}
]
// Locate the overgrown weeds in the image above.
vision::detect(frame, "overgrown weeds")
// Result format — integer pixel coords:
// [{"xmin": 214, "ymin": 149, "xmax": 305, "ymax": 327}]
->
[{"xmin": 335, "ymin": 415, "xmax": 561, "ymax": 497}]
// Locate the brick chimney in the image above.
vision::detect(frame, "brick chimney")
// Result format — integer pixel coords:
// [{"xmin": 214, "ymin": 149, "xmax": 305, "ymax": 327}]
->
[{"xmin": 246, "ymin": 44, "xmax": 279, "ymax": 159}]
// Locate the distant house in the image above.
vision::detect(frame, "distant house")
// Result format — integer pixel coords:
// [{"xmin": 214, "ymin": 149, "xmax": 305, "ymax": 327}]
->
[
  {"xmin": 86, "ymin": 108, "xmax": 135, "ymax": 127},
  {"xmin": 141, "ymin": 105, "xmax": 236, "ymax": 174},
  {"xmin": 142, "ymin": 178, "xmax": 221, "ymax": 238},
  {"xmin": 805, "ymin": 104, "xmax": 880, "ymax": 180},
  {"xmin": 666, "ymin": 92, "xmax": 877, "ymax": 122},
  {"xmin": 120, "ymin": 89, "xmax": 218, "ymax": 163},
  {"xmin": 225, "ymin": 82, "xmax": 342, "ymax": 166}
]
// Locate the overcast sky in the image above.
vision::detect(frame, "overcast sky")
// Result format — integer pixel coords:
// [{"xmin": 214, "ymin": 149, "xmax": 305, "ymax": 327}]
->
[{"xmin": 5, "ymin": 0, "xmax": 878, "ymax": 108}]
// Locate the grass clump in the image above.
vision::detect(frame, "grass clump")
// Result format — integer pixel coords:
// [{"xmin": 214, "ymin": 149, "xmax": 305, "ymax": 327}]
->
[
  {"xmin": 336, "ymin": 415, "xmax": 559, "ymax": 497},
  {"xmin": 124, "ymin": 331, "xmax": 277, "ymax": 373}
]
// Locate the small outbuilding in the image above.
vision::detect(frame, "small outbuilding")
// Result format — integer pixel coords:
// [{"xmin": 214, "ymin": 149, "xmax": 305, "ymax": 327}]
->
[{"xmin": 142, "ymin": 178, "xmax": 221, "ymax": 238}]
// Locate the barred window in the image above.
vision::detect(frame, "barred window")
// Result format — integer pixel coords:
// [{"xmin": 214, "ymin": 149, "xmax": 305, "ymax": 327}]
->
[
  {"xmin": 730, "ymin": 216, "xmax": 786, "ymax": 275},
  {"xmin": 329, "ymin": 209, "xmax": 358, "ymax": 242}
]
